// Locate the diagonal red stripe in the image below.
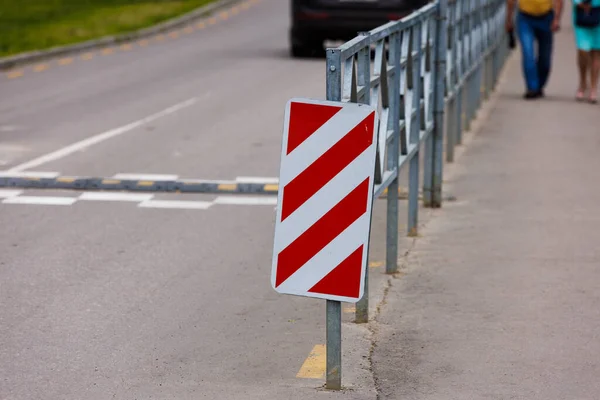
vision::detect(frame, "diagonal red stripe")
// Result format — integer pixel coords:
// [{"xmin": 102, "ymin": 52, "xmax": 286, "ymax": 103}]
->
[
  {"xmin": 308, "ymin": 245, "xmax": 364, "ymax": 298},
  {"xmin": 281, "ymin": 111, "xmax": 375, "ymax": 222},
  {"xmin": 287, "ymin": 102, "xmax": 342, "ymax": 155},
  {"xmin": 275, "ymin": 178, "xmax": 370, "ymax": 288}
]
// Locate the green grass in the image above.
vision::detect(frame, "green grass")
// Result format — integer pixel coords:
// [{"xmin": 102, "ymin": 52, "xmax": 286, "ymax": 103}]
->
[{"xmin": 0, "ymin": 0, "xmax": 216, "ymax": 57}]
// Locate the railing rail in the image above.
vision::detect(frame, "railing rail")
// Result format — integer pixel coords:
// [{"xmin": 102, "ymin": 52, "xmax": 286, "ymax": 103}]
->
[{"xmin": 323, "ymin": 0, "xmax": 509, "ymax": 390}]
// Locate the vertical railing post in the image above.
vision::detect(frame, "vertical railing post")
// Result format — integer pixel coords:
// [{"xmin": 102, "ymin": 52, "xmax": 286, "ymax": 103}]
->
[
  {"xmin": 432, "ymin": 0, "xmax": 448, "ymax": 207},
  {"xmin": 423, "ymin": 20, "xmax": 434, "ymax": 207},
  {"xmin": 386, "ymin": 31, "xmax": 401, "ymax": 274},
  {"xmin": 446, "ymin": 1, "xmax": 456, "ymax": 163},
  {"xmin": 407, "ymin": 22, "xmax": 422, "ymax": 236},
  {"xmin": 325, "ymin": 48, "xmax": 342, "ymax": 391},
  {"xmin": 355, "ymin": 32, "xmax": 372, "ymax": 324}
]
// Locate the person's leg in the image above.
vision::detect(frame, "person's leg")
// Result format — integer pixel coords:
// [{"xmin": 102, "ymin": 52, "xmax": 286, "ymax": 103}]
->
[
  {"xmin": 535, "ymin": 13, "xmax": 554, "ymax": 94},
  {"xmin": 590, "ymin": 50, "xmax": 600, "ymax": 103},
  {"xmin": 516, "ymin": 13, "xmax": 539, "ymax": 96},
  {"xmin": 578, "ymin": 49, "xmax": 591, "ymax": 100},
  {"xmin": 574, "ymin": 24, "xmax": 592, "ymax": 100}
]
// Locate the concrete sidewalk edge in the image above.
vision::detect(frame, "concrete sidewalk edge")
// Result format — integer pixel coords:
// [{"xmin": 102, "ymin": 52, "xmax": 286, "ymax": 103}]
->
[{"xmin": 0, "ymin": 0, "xmax": 241, "ymax": 71}]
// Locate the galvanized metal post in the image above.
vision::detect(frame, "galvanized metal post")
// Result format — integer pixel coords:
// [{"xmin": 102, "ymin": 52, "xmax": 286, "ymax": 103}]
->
[
  {"xmin": 325, "ymin": 48, "xmax": 342, "ymax": 391},
  {"xmin": 408, "ymin": 23, "xmax": 422, "ymax": 235},
  {"xmin": 386, "ymin": 31, "xmax": 401, "ymax": 274},
  {"xmin": 446, "ymin": 2, "xmax": 456, "ymax": 164},
  {"xmin": 423, "ymin": 22, "xmax": 434, "ymax": 207},
  {"xmin": 355, "ymin": 32, "xmax": 372, "ymax": 323},
  {"xmin": 432, "ymin": 0, "xmax": 448, "ymax": 207}
]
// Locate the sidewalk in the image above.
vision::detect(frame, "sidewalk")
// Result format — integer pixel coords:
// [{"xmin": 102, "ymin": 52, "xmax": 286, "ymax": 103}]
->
[{"xmin": 371, "ymin": 11, "xmax": 600, "ymax": 400}]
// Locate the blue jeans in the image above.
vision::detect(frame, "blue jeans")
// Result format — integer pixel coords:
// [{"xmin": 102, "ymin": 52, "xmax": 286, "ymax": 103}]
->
[{"xmin": 517, "ymin": 11, "xmax": 554, "ymax": 92}]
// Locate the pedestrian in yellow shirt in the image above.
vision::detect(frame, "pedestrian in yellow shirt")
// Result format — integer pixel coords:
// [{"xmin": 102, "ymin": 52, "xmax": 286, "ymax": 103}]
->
[{"xmin": 506, "ymin": 0, "xmax": 564, "ymax": 98}]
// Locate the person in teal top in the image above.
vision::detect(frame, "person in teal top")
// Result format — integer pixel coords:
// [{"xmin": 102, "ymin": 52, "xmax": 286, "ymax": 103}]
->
[{"xmin": 573, "ymin": 0, "xmax": 600, "ymax": 103}]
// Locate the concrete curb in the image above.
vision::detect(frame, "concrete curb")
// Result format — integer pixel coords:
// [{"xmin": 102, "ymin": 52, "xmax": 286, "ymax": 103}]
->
[{"xmin": 0, "ymin": 0, "xmax": 240, "ymax": 71}]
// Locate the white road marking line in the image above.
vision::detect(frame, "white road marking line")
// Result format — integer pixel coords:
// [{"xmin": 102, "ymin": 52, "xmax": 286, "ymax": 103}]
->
[
  {"xmin": 0, "ymin": 171, "xmax": 60, "ymax": 178},
  {"xmin": 138, "ymin": 200, "xmax": 213, "ymax": 209},
  {"xmin": 7, "ymin": 97, "xmax": 198, "ymax": 172},
  {"xmin": 0, "ymin": 189, "xmax": 23, "ymax": 198},
  {"xmin": 3, "ymin": 196, "xmax": 77, "ymax": 205},
  {"xmin": 79, "ymin": 192, "xmax": 155, "ymax": 202},
  {"xmin": 0, "ymin": 125, "xmax": 22, "ymax": 132},
  {"xmin": 213, "ymin": 196, "xmax": 278, "ymax": 206},
  {"xmin": 113, "ymin": 173, "xmax": 179, "ymax": 181},
  {"xmin": 235, "ymin": 176, "xmax": 279, "ymax": 184}
]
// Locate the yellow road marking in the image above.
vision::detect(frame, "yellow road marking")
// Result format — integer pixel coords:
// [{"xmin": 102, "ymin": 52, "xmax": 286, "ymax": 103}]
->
[
  {"xmin": 138, "ymin": 39, "xmax": 150, "ymax": 46},
  {"xmin": 58, "ymin": 57, "xmax": 73, "ymax": 66},
  {"xmin": 264, "ymin": 184, "xmax": 279, "ymax": 192},
  {"xmin": 369, "ymin": 261, "xmax": 384, "ymax": 268},
  {"xmin": 184, "ymin": 26, "xmax": 195, "ymax": 34},
  {"xmin": 218, "ymin": 183, "xmax": 237, "ymax": 191},
  {"xmin": 137, "ymin": 181, "xmax": 154, "ymax": 187},
  {"xmin": 102, "ymin": 179, "xmax": 121, "ymax": 185},
  {"xmin": 168, "ymin": 31, "xmax": 179, "ymax": 39},
  {"xmin": 231, "ymin": 5, "xmax": 240, "ymax": 14},
  {"xmin": 297, "ymin": 345, "xmax": 326, "ymax": 379},
  {"xmin": 208, "ymin": 17, "xmax": 218, "ymax": 25},
  {"xmin": 33, "ymin": 64, "xmax": 48, "ymax": 72},
  {"xmin": 197, "ymin": 21, "xmax": 206, "ymax": 29},
  {"xmin": 120, "ymin": 43, "xmax": 133, "ymax": 51},
  {"xmin": 155, "ymin": 34, "xmax": 166, "ymax": 42},
  {"xmin": 81, "ymin": 52, "xmax": 94, "ymax": 60},
  {"xmin": 102, "ymin": 48, "xmax": 114, "ymax": 55},
  {"xmin": 219, "ymin": 11, "xmax": 229, "ymax": 20},
  {"xmin": 6, "ymin": 70, "xmax": 24, "ymax": 79},
  {"xmin": 56, "ymin": 177, "xmax": 76, "ymax": 183},
  {"xmin": 343, "ymin": 306, "xmax": 356, "ymax": 313}
]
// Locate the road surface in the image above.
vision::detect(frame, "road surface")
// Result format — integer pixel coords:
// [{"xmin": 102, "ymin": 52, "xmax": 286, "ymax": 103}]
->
[{"xmin": 0, "ymin": 1, "xmax": 371, "ymax": 398}]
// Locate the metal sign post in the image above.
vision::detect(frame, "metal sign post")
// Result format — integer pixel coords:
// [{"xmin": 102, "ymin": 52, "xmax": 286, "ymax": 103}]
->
[{"xmin": 270, "ymin": 95, "xmax": 378, "ymax": 390}]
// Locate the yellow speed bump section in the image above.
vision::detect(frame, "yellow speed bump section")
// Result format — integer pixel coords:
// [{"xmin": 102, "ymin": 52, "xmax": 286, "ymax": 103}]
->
[
  {"xmin": 137, "ymin": 181, "xmax": 154, "ymax": 187},
  {"xmin": 101, "ymin": 179, "xmax": 121, "ymax": 185},
  {"xmin": 297, "ymin": 345, "xmax": 326, "ymax": 379},
  {"xmin": 56, "ymin": 177, "xmax": 76, "ymax": 183},
  {"xmin": 217, "ymin": 183, "xmax": 237, "ymax": 192},
  {"xmin": 264, "ymin": 184, "xmax": 279, "ymax": 192}
]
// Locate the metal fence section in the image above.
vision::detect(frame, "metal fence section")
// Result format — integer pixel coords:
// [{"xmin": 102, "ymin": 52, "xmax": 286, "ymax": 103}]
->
[
  {"xmin": 445, "ymin": 0, "xmax": 509, "ymax": 162},
  {"xmin": 323, "ymin": 0, "xmax": 509, "ymax": 390}
]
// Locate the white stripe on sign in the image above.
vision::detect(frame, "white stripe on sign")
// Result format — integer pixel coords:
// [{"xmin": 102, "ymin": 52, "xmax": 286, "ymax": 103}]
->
[
  {"xmin": 0, "ymin": 171, "xmax": 60, "ymax": 178},
  {"xmin": 273, "ymin": 148, "xmax": 373, "ymax": 253},
  {"xmin": 112, "ymin": 173, "xmax": 179, "ymax": 181},
  {"xmin": 3, "ymin": 196, "xmax": 77, "ymax": 205},
  {"xmin": 235, "ymin": 176, "xmax": 279, "ymax": 184},
  {"xmin": 276, "ymin": 213, "xmax": 370, "ymax": 297},
  {"xmin": 137, "ymin": 200, "xmax": 212, "ymax": 209},
  {"xmin": 79, "ymin": 192, "xmax": 155, "ymax": 202},
  {"xmin": 213, "ymin": 196, "xmax": 278, "ymax": 206},
  {"xmin": 279, "ymin": 106, "xmax": 372, "ymax": 186},
  {"xmin": 0, "ymin": 189, "xmax": 23, "ymax": 198}
]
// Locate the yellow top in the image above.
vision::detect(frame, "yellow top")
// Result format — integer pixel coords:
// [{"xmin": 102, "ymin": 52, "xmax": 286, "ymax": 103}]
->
[{"xmin": 519, "ymin": 0, "xmax": 554, "ymax": 16}]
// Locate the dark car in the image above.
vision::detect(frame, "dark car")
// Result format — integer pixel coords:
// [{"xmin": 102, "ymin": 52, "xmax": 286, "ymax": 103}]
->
[{"xmin": 290, "ymin": 0, "xmax": 430, "ymax": 57}]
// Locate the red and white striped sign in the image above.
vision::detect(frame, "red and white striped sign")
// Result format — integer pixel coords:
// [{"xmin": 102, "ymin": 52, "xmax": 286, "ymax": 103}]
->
[{"xmin": 271, "ymin": 98, "xmax": 378, "ymax": 303}]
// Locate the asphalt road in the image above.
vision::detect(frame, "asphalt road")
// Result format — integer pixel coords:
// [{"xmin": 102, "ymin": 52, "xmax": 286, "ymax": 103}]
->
[{"xmin": 0, "ymin": 1, "xmax": 365, "ymax": 398}]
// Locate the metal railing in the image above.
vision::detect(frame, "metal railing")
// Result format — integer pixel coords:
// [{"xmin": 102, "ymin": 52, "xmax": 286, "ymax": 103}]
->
[{"xmin": 323, "ymin": 0, "xmax": 509, "ymax": 390}]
